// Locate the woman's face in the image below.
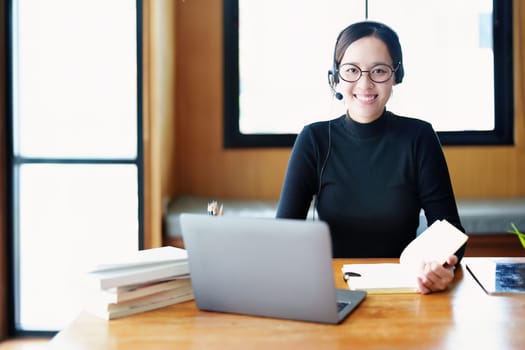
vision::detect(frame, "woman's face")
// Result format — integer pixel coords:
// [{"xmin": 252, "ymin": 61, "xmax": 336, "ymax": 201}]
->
[{"xmin": 338, "ymin": 36, "xmax": 395, "ymax": 123}]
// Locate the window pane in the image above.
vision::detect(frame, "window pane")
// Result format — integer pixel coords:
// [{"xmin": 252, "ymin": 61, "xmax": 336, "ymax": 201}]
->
[
  {"xmin": 238, "ymin": 0, "xmax": 364, "ymax": 134},
  {"xmin": 16, "ymin": 164, "xmax": 139, "ymax": 331},
  {"xmin": 368, "ymin": 0, "xmax": 494, "ymax": 131},
  {"xmin": 10, "ymin": 0, "xmax": 142, "ymax": 332},
  {"xmin": 14, "ymin": 0, "xmax": 137, "ymax": 158},
  {"xmin": 237, "ymin": 0, "xmax": 495, "ymax": 135}
]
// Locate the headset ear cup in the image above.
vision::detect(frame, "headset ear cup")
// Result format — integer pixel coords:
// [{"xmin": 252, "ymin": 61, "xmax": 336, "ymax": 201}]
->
[
  {"xmin": 328, "ymin": 70, "xmax": 338, "ymax": 93},
  {"xmin": 328, "ymin": 68, "xmax": 341, "ymax": 100},
  {"xmin": 327, "ymin": 70, "xmax": 334, "ymax": 86}
]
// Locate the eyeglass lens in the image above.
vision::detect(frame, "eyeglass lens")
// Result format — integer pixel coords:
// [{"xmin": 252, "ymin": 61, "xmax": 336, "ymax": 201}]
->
[{"xmin": 338, "ymin": 63, "xmax": 394, "ymax": 83}]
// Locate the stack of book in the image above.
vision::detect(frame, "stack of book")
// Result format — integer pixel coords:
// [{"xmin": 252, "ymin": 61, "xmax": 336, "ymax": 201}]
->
[{"xmin": 85, "ymin": 246, "xmax": 194, "ymax": 320}]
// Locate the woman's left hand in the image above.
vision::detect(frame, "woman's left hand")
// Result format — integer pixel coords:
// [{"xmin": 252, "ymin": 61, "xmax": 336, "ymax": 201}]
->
[{"xmin": 416, "ymin": 255, "xmax": 458, "ymax": 294}]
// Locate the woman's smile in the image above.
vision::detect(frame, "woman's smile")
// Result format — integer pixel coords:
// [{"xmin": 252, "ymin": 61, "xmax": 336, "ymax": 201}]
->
[{"xmin": 354, "ymin": 93, "xmax": 378, "ymax": 104}]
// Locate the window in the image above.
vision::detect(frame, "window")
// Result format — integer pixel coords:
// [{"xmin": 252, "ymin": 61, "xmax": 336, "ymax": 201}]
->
[
  {"xmin": 224, "ymin": 0, "xmax": 513, "ymax": 147},
  {"xmin": 7, "ymin": 0, "xmax": 142, "ymax": 334}
]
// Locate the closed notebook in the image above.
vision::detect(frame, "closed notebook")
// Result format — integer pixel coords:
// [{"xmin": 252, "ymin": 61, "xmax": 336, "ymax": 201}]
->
[{"xmin": 342, "ymin": 219, "xmax": 468, "ymax": 294}]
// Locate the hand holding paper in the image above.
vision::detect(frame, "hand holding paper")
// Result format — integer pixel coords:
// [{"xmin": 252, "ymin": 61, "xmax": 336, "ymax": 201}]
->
[
  {"xmin": 342, "ymin": 220, "xmax": 468, "ymax": 294},
  {"xmin": 417, "ymin": 254, "xmax": 458, "ymax": 294},
  {"xmin": 399, "ymin": 220, "xmax": 466, "ymax": 267}
]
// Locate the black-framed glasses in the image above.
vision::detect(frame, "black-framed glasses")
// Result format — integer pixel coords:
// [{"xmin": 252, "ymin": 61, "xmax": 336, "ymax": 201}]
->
[{"xmin": 338, "ymin": 63, "xmax": 398, "ymax": 83}]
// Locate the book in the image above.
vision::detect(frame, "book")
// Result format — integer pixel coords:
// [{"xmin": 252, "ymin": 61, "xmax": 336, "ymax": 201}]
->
[
  {"xmin": 87, "ymin": 287, "xmax": 195, "ymax": 320},
  {"xmin": 88, "ymin": 262, "xmax": 190, "ymax": 290},
  {"xmin": 89, "ymin": 246, "xmax": 188, "ymax": 272},
  {"xmin": 88, "ymin": 246, "xmax": 190, "ymax": 289},
  {"xmin": 84, "ymin": 246, "xmax": 195, "ymax": 320},
  {"xmin": 342, "ymin": 219, "xmax": 469, "ymax": 294},
  {"xmin": 466, "ymin": 258, "xmax": 525, "ymax": 295},
  {"xmin": 98, "ymin": 277, "xmax": 192, "ymax": 304}
]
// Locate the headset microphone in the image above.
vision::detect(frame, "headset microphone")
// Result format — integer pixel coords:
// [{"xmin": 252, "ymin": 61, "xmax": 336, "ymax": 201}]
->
[{"xmin": 335, "ymin": 92, "xmax": 343, "ymax": 100}]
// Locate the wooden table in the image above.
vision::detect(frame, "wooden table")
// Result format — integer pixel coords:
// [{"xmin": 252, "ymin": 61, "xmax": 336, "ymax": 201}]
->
[{"xmin": 49, "ymin": 258, "xmax": 525, "ymax": 350}]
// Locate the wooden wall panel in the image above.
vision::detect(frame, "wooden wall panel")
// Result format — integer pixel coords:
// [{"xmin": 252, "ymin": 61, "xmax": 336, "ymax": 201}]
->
[
  {"xmin": 142, "ymin": 0, "xmax": 177, "ymax": 247},
  {"xmin": 444, "ymin": 147, "xmax": 519, "ymax": 198},
  {"xmin": 174, "ymin": 0, "xmax": 525, "ymax": 200},
  {"xmin": 174, "ymin": 0, "xmax": 289, "ymax": 200},
  {"xmin": 513, "ymin": 0, "xmax": 525, "ymax": 195}
]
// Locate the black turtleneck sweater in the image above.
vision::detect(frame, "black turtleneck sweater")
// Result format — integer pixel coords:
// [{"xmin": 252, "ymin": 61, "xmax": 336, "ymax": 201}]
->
[{"xmin": 276, "ymin": 111, "xmax": 465, "ymax": 259}]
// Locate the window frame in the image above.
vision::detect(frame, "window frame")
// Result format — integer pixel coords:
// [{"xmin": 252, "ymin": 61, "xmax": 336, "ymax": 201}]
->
[
  {"xmin": 223, "ymin": 0, "xmax": 514, "ymax": 148},
  {"xmin": 5, "ymin": 0, "xmax": 144, "ymax": 336}
]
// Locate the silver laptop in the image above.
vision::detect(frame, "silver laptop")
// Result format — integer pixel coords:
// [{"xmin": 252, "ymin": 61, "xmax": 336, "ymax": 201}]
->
[{"xmin": 180, "ymin": 214, "xmax": 366, "ymax": 324}]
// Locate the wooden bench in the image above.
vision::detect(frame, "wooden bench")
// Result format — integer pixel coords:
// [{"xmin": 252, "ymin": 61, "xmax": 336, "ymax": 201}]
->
[{"xmin": 164, "ymin": 196, "xmax": 525, "ymax": 257}]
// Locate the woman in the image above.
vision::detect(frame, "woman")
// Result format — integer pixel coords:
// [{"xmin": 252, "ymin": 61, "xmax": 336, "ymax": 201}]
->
[{"xmin": 276, "ymin": 21, "xmax": 465, "ymax": 294}]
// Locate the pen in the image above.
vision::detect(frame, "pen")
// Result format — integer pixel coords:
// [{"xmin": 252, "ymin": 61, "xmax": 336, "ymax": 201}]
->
[
  {"xmin": 207, "ymin": 201, "xmax": 224, "ymax": 216},
  {"xmin": 343, "ymin": 271, "xmax": 361, "ymax": 281}
]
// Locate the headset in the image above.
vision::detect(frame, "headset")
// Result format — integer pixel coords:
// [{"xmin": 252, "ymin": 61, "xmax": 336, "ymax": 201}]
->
[
  {"xmin": 327, "ymin": 22, "xmax": 405, "ymax": 96},
  {"xmin": 327, "ymin": 29, "xmax": 346, "ymax": 100}
]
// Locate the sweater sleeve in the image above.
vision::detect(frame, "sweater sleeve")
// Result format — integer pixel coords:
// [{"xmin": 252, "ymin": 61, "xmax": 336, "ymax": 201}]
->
[
  {"xmin": 416, "ymin": 124, "xmax": 466, "ymax": 260},
  {"xmin": 276, "ymin": 125, "xmax": 323, "ymax": 219}
]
